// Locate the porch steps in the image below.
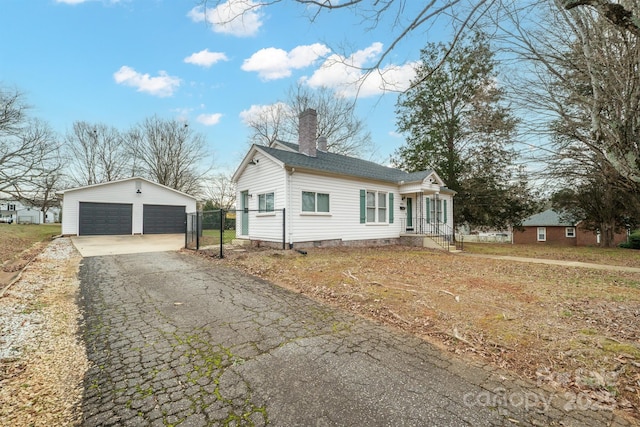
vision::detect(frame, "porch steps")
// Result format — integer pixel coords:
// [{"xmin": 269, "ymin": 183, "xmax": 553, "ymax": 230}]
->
[
  {"xmin": 423, "ymin": 236, "xmax": 460, "ymax": 253},
  {"xmin": 231, "ymin": 238, "xmax": 251, "ymax": 246}
]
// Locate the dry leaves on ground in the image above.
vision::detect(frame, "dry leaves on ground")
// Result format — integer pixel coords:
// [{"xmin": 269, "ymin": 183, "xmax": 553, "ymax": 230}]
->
[
  {"xmin": 213, "ymin": 244, "xmax": 640, "ymax": 421},
  {"xmin": 0, "ymin": 238, "xmax": 87, "ymax": 427}
]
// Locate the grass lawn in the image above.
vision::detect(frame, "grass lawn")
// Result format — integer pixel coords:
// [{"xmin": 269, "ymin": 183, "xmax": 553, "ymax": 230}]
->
[
  {"xmin": 0, "ymin": 224, "xmax": 61, "ymax": 265},
  {"xmin": 463, "ymin": 242, "xmax": 639, "ymax": 268},
  {"xmin": 221, "ymin": 245, "xmax": 640, "ymax": 418},
  {"xmin": 198, "ymin": 229, "xmax": 236, "ymax": 246}
]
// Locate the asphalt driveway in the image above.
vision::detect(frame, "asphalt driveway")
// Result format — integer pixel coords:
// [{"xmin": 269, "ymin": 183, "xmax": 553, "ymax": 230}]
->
[{"xmin": 78, "ymin": 250, "xmax": 629, "ymax": 426}]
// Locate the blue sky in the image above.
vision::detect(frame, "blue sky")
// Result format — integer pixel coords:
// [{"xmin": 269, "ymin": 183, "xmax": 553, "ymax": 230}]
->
[{"xmin": 0, "ymin": 0, "xmax": 449, "ymax": 173}]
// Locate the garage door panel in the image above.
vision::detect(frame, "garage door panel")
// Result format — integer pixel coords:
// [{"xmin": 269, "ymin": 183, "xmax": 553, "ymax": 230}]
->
[
  {"xmin": 79, "ymin": 202, "xmax": 132, "ymax": 236},
  {"xmin": 143, "ymin": 205, "xmax": 185, "ymax": 234}
]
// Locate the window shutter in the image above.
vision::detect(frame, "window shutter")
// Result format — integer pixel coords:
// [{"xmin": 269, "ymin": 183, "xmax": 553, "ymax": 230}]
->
[
  {"xmin": 359, "ymin": 190, "xmax": 366, "ymax": 223},
  {"xmin": 425, "ymin": 198, "xmax": 430, "ymax": 222},
  {"xmin": 389, "ymin": 193, "xmax": 394, "ymax": 224},
  {"xmin": 443, "ymin": 199, "xmax": 447, "ymax": 224}
]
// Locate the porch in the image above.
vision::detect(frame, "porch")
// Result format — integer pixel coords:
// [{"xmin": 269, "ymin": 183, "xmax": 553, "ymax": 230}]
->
[{"xmin": 400, "ymin": 218, "xmax": 460, "ymax": 252}]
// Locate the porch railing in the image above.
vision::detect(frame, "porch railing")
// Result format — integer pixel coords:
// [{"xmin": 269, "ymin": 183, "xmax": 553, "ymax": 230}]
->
[{"xmin": 400, "ymin": 218, "xmax": 462, "ymax": 251}]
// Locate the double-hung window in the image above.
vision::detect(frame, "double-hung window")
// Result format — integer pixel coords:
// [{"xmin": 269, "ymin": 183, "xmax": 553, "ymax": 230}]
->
[
  {"xmin": 258, "ymin": 192, "xmax": 274, "ymax": 213},
  {"xmin": 366, "ymin": 191, "xmax": 387, "ymax": 223},
  {"xmin": 565, "ymin": 227, "xmax": 576, "ymax": 238},
  {"xmin": 537, "ymin": 227, "xmax": 546, "ymax": 242},
  {"xmin": 302, "ymin": 191, "xmax": 330, "ymax": 213}
]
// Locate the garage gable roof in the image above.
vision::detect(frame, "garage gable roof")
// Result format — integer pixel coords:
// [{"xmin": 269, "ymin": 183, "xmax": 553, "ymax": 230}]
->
[{"xmin": 56, "ymin": 177, "xmax": 197, "ymax": 200}]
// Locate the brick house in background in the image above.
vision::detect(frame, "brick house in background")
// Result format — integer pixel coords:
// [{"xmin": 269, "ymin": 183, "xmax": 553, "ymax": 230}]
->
[{"xmin": 513, "ymin": 209, "xmax": 629, "ymax": 246}]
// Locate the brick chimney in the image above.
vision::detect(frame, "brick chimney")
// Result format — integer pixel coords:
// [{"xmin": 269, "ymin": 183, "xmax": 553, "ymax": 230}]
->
[
  {"xmin": 298, "ymin": 108, "xmax": 317, "ymax": 157},
  {"xmin": 317, "ymin": 135, "xmax": 327, "ymax": 152}
]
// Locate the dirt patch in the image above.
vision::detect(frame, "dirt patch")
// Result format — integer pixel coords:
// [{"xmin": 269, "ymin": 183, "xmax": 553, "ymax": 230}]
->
[
  {"xmin": 0, "ymin": 238, "xmax": 87, "ymax": 426},
  {"xmin": 0, "ymin": 241, "xmax": 51, "ymax": 292},
  {"xmin": 207, "ymin": 245, "xmax": 640, "ymax": 422}
]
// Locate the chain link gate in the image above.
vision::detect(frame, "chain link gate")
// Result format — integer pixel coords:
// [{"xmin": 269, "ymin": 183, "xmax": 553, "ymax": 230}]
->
[{"xmin": 186, "ymin": 209, "xmax": 285, "ymax": 258}]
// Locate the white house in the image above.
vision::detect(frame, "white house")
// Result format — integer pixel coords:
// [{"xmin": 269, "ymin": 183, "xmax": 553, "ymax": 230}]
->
[
  {"xmin": 57, "ymin": 177, "xmax": 197, "ymax": 236},
  {"xmin": 0, "ymin": 200, "xmax": 60, "ymax": 224},
  {"xmin": 231, "ymin": 109, "xmax": 455, "ymax": 249}
]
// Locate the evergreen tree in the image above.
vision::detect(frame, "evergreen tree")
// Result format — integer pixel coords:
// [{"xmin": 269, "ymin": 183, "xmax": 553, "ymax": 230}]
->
[{"xmin": 395, "ymin": 32, "xmax": 536, "ymax": 229}]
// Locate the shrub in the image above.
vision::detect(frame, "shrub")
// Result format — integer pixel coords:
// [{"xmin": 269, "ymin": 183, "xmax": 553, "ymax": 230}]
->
[{"xmin": 619, "ymin": 229, "xmax": 640, "ymax": 249}]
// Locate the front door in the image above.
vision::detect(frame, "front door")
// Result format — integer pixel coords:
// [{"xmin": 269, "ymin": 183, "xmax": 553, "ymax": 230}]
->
[
  {"xmin": 241, "ymin": 191, "xmax": 249, "ymax": 236},
  {"xmin": 406, "ymin": 198, "xmax": 413, "ymax": 229}
]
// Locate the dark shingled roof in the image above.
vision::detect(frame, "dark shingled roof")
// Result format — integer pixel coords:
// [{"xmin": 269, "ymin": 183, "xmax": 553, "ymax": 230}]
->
[
  {"xmin": 259, "ymin": 142, "xmax": 432, "ymax": 184},
  {"xmin": 522, "ymin": 209, "xmax": 574, "ymax": 227}
]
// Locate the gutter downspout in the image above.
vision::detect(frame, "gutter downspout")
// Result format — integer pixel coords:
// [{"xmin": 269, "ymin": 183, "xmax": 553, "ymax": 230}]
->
[{"xmin": 287, "ymin": 167, "xmax": 295, "ymax": 249}]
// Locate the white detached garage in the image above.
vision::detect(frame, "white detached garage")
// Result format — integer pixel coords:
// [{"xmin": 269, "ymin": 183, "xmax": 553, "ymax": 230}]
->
[{"xmin": 58, "ymin": 177, "xmax": 197, "ymax": 236}]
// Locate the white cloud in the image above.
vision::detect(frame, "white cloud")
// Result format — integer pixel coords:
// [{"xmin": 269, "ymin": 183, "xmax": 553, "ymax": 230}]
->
[
  {"xmin": 239, "ymin": 103, "xmax": 290, "ymax": 125},
  {"xmin": 304, "ymin": 42, "xmax": 417, "ymax": 98},
  {"xmin": 113, "ymin": 66, "xmax": 181, "ymax": 97},
  {"xmin": 241, "ymin": 43, "xmax": 331, "ymax": 81},
  {"xmin": 184, "ymin": 49, "xmax": 228, "ymax": 68},
  {"xmin": 187, "ymin": 1, "xmax": 263, "ymax": 37},
  {"xmin": 197, "ymin": 113, "xmax": 223, "ymax": 126}
]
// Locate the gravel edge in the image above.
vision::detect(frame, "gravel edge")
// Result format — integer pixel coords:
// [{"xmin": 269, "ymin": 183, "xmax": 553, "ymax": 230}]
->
[{"xmin": 0, "ymin": 237, "xmax": 87, "ymax": 426}]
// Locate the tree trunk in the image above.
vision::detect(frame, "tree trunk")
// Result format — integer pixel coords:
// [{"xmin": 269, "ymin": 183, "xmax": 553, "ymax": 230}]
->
[{"xmin": 599, "ymin": 220, "xmax": 616, "ymax": 247}]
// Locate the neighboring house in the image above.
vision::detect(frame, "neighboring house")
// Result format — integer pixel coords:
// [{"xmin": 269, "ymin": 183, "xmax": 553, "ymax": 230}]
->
[
  {"xmin": 0, "ymin": 200, "xmax": 59, "ymax": 224},
  {"xmin": 513, "ymin": 209, "xmax": 628, "ymax": 246},
  {"xmin": 57, "ymin": 177, "xmax": 197, "ymax": 236},
  {"xmin": 231, "ymin": 108, "xmax": 455, "ymax": 249},
  {"xmin": 0, "ymin": 200, "xmax": 20, "ymax": 222},
  {"xmin": 44, "ymin": 207, "xmax": 61, "ymax": 223},
  {"xmin": 16, "ymin": 206, "xmax": 42, "ymax": 224}
]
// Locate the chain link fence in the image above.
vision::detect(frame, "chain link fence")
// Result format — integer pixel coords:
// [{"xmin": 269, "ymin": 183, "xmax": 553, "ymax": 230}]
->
[{"xmin": 186, "ymin": 209, "xmax": 285, "ymax": 258}]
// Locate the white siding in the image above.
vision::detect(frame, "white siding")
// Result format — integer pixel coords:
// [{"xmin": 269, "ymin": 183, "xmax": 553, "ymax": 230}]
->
[
  {"xmin": 234, "ymin": 152, "xmax": 287, "ymax": 242},
  {"xmin": 61, "ymin": 179, "xmax": 197, "ymax": 235},
  {"xmin": 287, "ymin": 171, "xmax": 401, "ymax": 244},
  {"xmin": 233, "ymin": 150, "xmax": 456, "ymax": 245}
]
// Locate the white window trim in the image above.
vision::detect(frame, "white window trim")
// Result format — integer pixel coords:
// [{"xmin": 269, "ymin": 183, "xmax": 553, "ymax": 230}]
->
[
  {"xmin": 537, "ymin": 227, "xmax": 546, "ymax": 242},
  {"xmin": 366, "ymin": 190, "xmax": 388, "ymax": 224},
  {"xmin": 565, "ymin": 227, "xmax": 576, "ymax": 238},
  {"xmin": 301, "ymin": 190, "xmax": 330, "ymax": 214},
  {"xmin": 257, "ymin": 191, "xmax": 275, "ymax": 213}
]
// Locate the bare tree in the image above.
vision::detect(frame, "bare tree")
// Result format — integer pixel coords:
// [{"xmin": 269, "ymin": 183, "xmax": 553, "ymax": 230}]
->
[
  {"xmin": 244, "ymin": 102, "xmax": 290, "ymax": 146},
  {"xmin": 500, "ymin": 0, "xmax": 640, "ymax": 186},
  {"xmin": 496, "ymin": 0, "xmax": 640, "ymax": 244},
  {"xmin": 244, "ymin": 83, "xmax": 373, "ymax": 156},
  {"xmin": 18, "ymin": 169, "xmax": 65, "ymax": 221},
  {"xmin": 203, "ymin": 172, "xmax": 236, "ymax": 210},
  {"xmin": 562, "ymin": 0, "xmax": 640, "ymax": 36},
  {"xmin": 65, "ymin": 121, "xmax": 131, "ymax": 186},
  {"xmin": 202, "ymin": 0, "xmax": 497, "ymax": 84},
  {"xmin": 0, "ymin": 87, "xmax": 62, "ymax": 198},
  {"xmin": 127, "ymin": 116, "xmax": 212, "ymax": 195}
]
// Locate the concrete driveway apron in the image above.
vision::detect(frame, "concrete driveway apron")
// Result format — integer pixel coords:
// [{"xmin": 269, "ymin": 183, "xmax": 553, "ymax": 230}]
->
[
  {"xmin": 78, "ymin": 251, "xmax": 631, "ymax": 427},
  {"xmin": 71, "ymin": 234, "xmax": 185, "ymax": 257}
]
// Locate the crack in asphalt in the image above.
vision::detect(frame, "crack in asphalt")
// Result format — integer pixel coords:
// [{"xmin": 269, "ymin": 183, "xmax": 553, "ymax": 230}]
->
[{"xmin": 78, "ymin": 251, "xmax": 632, "ymax": 427}]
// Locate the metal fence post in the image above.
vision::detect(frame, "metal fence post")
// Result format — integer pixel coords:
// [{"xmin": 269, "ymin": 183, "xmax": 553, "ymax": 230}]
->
[
  {"xmin": 282, "ymin": 208, "xmax": 286, "ymax": 250},
  {"xmin": 220, "ymin": 209, "xmax": 224, "ymax": 259},
  {"xmin": 196, "ymin": 211, "xmax": 200, "ymax": 250}
]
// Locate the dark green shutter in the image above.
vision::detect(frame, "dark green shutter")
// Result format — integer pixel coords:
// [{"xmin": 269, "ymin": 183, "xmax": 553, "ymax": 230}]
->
[
  {"xmin": 444, "ymin": 200, "xmax": 448, "ymax": 224},
  {"xmin": 389, "ymin": 193, "xmax": 394, "ymax": 224},
  {"xmin": 360, "ymin": 190, "xmax": 366, "ymax": 223},
  {"xmin": 426, "ymin": 198, "xmax": 430, "ymax": 222}
]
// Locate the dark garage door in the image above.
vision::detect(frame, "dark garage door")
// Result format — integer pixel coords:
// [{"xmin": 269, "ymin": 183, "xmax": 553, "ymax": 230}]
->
[
  {"xmin": 79, "ymin": 202, "xmax": 132, "ymax": 236},
  {"xmin": 143, "ymin": 205, "xmax": 186, "ymax": 234}
]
